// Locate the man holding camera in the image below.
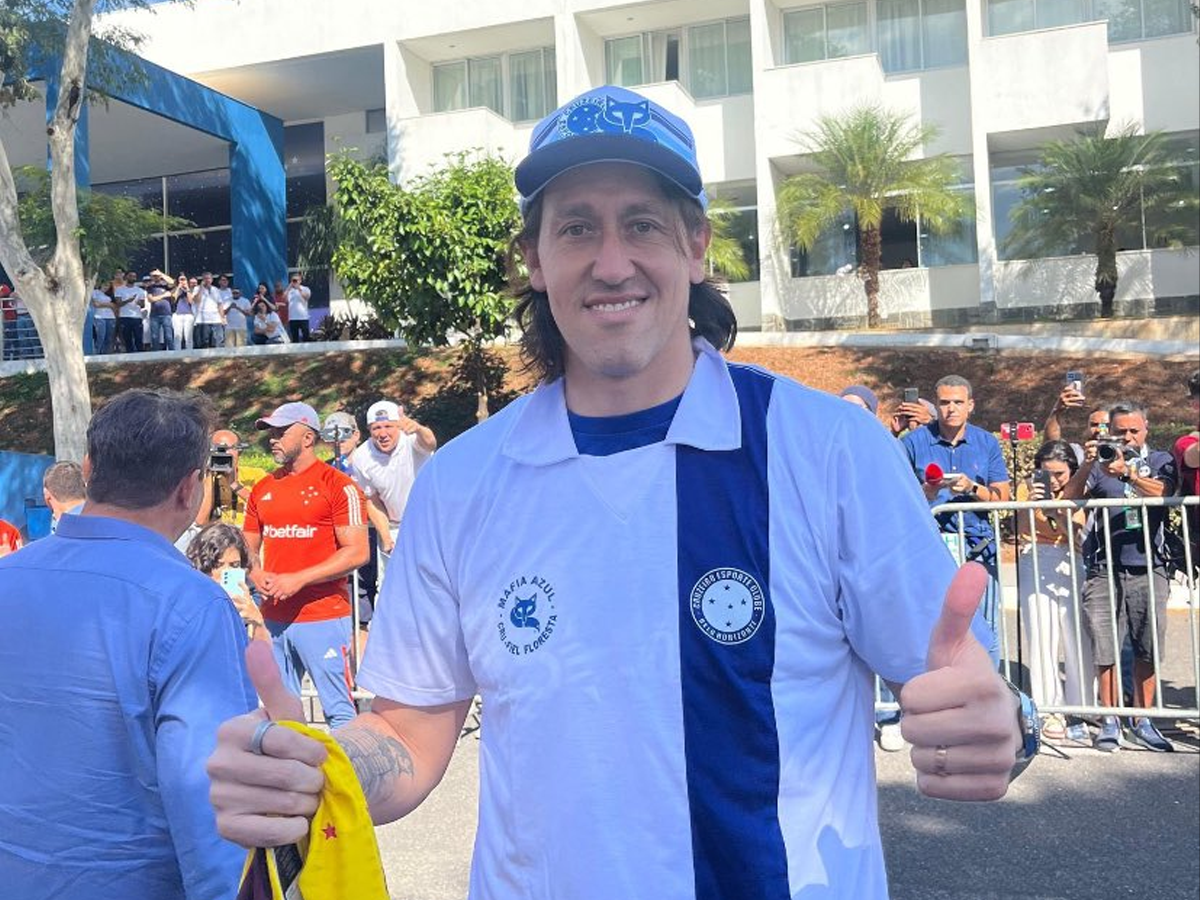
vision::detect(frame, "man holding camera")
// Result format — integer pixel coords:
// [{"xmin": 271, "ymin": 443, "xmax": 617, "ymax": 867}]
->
[{"xmin": 1062, "ymin": 400, "xmax": 1177, "ymax": 752}]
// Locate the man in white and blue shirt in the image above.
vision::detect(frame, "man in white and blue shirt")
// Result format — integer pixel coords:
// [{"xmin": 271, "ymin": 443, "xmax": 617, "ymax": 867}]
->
[
  {"xmin": 207, "ymin": 85, "xmax": 1035, "ymax": 899},
  {"xmin": 0, "ymin": 390, "xmax": 256, "ymax": 899}
]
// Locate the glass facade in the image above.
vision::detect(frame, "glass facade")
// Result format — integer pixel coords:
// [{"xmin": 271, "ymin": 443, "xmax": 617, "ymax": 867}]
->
[
  {"xmin": 991, "ymin": 134, "xmax": 1199, "ymax": 260},
  {"xmin": 784, "ymin": 0, "xmax": 966, "ymax": 71},
  {"xmin": 988, "ymin": 0, "xmax": 1193, "ymax": 39},
  {"xmin": 433, "ymin": 48, "xmax": 556, "ymax": 121},
  {"xmin": 90, "ymin": 123, "xmax": 325, "ymax": 303},
  {"xmin": 604, "ymin": 18, "xmax": 751, "ymax": 98}
]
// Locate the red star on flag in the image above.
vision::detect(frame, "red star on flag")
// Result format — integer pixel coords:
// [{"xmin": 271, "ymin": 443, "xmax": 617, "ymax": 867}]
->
[{"xmin": 322, "ymin": 823, "xmax": 337, "ymax": 840}]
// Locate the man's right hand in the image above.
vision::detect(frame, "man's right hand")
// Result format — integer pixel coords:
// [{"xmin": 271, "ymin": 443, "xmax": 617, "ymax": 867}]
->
[
  {"xmin": 206, "ymin": 641, "xmax": 328, "ymax": 847},
  {"xmin": 1056, "ymin": 385, "xmax": 1085, "ymax": 411}
]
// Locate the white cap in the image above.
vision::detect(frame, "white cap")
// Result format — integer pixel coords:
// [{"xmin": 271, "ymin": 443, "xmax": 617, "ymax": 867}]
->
[
  {"xmin": 256, "ymin": 401, "xmax": 321, "ymax": 431},
  {"xmin": 366, "ymin": 400, "xmax": 402, "ymax": 424}
]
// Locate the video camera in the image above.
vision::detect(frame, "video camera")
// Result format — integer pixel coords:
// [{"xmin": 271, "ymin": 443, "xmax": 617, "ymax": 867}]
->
[
  {"xmin": 209, "ymin": 439, "xmax": 247, "ymax": 474},
  {"xmin": 320, "ymin": 423, "xmax": 356, "ymax": 443}
]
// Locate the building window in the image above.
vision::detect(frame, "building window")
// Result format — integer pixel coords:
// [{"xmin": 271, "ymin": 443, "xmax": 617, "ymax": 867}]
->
[
  {"xmin": 604, "ymin": 18, "xmax": 751, "ymax": 98},
  {"xmin": 433, "ymin": 49, "xmax": 557, "ymax": 121},
  {"xmin": 878, "ymin": 0, "xmax": 968, "ymax": 71},
  {"xmin": 509, "ymin": 48, "xmax": 557, "ymax": 122},
  {"xmin": 988, "ymin": 0, "xmax": 1193, "ymax": 39},
  {"xmin": 782, "ymin": 2, "xmax": 870, "ymax": 64},
  {"xmin": 365, "ymin": 108, "xmax": 386, "ymax": 134}
]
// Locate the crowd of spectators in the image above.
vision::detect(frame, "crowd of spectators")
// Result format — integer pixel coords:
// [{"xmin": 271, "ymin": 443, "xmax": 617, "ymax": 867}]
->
[
  {"xmin": 837, "ymin": 369, "xmax": 1200, "ymax": 755},
  {"xmin": 0, "ymin": 271, "xmax": 313, "ymax": 361}
]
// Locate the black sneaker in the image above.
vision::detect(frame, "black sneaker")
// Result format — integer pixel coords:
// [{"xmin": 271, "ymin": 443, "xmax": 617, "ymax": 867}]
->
[
  {"xmin": 1129, "ymin": 717, "xmax": 1174, "ymax": 753},
  {"xmin": 1094, "ymin": 716, "xmax": 1122, "ymax": 752}
]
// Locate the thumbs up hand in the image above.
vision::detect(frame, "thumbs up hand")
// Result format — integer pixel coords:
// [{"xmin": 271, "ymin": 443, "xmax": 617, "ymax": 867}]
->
[
  {"xmin": 206, "ymin": 642, "xmax": 328, "ymax": 847},
  {"xmin": 899, "ymin": 563, "xmax": 1023, "ymax": 801}
]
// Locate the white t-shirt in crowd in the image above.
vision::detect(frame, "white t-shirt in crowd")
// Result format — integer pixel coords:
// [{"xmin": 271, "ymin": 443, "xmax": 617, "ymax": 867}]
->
[
  {"xmin": 114, "ymin": 285, "xmax": 146, "ymax": 319},
  {"xmin": 90, "ymin": 290, "xmax": 115, "ymax": 320},
  {"xmin": 286, "ymin": 284, "xmax": 311, "ymax": 322},
  {"xmin": 225, "ymin": 295, "xmax": 252, "ymax": 331},
  {"xmin": 193, "ymin": 285, "xmax": 226, "ymax": 325},
  {"xmin": 255, "ymin": 312, "xmax": 285, "ymax": 342},
  {"xmin": 348, "ymin": 434, "xmax": 433, "ymax": 527},
  {"xmin": 358, "ymin": 339, "xmax": 991, "ymax": 900}
]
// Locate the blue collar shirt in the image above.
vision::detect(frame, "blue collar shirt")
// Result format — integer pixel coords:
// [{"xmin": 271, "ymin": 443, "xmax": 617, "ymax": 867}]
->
[
  {"xmin": 0, "ymin": 514, "xmax": 257, "ymax": 900},
  {"xmin": 901, "ymin": 421, "xmax": 1011, "ymax": 543},
  {"xmin": 1083, "ymin": 446, "xmax": 1178, "ymax": 570}
]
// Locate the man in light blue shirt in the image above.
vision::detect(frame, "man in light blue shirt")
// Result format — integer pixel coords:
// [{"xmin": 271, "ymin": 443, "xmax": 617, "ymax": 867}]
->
[{"xmin": 0, "ymin": 389, "xmax": 257, "ymax": 900}]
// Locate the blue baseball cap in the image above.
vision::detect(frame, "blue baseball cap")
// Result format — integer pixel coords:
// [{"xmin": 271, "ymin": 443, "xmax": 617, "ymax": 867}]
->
[{"xmin": 515, "ymin": 85, "xmax": 706, "ymax": 213}]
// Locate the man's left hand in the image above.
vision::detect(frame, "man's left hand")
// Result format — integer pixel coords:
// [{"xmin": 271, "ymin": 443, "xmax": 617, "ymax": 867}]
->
[
  {"xmin": 398, "ymin": 414, "xmax": 421, "ymax": 435},
  {"xmin": 259, "ymin": 571, "xmax": 308, "ymax": 601},
  {"xmin": 900, "ymin": 563, "xmax": 1021, "ymax": 801}
]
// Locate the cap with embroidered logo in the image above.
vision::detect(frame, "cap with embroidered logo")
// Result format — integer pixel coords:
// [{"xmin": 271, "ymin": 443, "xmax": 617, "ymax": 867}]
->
[
  {"xmin": 515, "ymin": 84, "xmax": 706, "ymax": 214},
  {"xmin": 366, "ymin": 401, "xmax": 402, "ymax": 424}
]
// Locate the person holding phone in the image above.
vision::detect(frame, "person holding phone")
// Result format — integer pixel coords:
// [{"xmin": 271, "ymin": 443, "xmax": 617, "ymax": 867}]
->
[
  {"xmin": 1015, "ymin": 440, "xmax": 1092, "ymax": 744},
  {"xmin": 901, "ymin": 374, "xmax": 1011, "ymax": 664},
  {"xmin": 186, "ymin": 522, "xmax": 268, "ymax": 642}
]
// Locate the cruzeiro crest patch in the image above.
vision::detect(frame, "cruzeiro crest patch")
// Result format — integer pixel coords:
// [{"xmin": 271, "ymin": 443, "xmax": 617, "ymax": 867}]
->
[
  {"xmin": 496, "ymin": 574, "xmax": 558, "ymax": 657},
  {"xmin": 690, "ymin": 568, "xmax": 765, "ymax": 645}
]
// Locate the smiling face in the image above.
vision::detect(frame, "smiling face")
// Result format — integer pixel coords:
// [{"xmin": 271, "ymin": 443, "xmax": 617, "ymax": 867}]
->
[{"xmin": 524, "ymin": 163, "xmax": 709, "ymax": 414}]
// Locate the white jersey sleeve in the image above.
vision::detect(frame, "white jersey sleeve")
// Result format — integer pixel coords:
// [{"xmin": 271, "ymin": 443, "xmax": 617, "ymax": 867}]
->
[{"xmin": 356, "ymin": 459, "xmax": 476, "ymax": 705}]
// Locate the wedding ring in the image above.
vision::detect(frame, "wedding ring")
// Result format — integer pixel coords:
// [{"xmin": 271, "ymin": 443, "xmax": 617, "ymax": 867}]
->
[
  {"xmin": 934, "ymin": 744, "xmax": 949, "ymax": 777},
  {"xmin": 249, "ymin": 719, "xmax": 277, "ymax": 756}
]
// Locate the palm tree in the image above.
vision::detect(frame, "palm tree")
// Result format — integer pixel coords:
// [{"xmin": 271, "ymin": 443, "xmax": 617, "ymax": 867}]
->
[
  {"xmin": 1002, "ymin": 124, "xmax": 1198, "ymax": 317},
  {"xmin": 776, "ymin": 104, "xmax": 968, "ymax": 328},
  {"xmin": 704, "ymin": 194, "xmax": 752, "ymax": 282}
]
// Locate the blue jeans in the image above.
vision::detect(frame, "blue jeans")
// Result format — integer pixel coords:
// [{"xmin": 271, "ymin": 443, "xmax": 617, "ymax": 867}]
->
[
  {"xmin": 94, "ymin": 318, "xmax": 116, "ymax": 353},
  {"xmin": 265, "ymin": 616, "xmax": 356, "ymax": 729},
  {"xmin": 117, "ymin": 317, "xmax": 142, "ymax": 353},
  {"xmin": 149, "ymin": 315, "xmax": 175, "ymax": 350}
]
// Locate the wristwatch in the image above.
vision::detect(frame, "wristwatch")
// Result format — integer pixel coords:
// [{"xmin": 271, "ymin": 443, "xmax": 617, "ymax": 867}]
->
[{"xmin": 1002, "ymin": 677, "xmax": 1040, "ymax": 781}]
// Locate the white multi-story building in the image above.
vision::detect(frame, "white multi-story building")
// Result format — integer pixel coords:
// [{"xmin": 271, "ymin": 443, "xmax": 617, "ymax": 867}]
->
[{"xmin": 85, "ymin": 0, "xmax": 1200, "ymax": 327}]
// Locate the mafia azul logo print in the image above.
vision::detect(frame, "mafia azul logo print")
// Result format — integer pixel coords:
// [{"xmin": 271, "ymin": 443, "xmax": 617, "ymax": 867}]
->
[
  {"xmin": 560, "ymin": 94, "xmax": 655, "ymax": 142},
  {"xmin": 496, "ymin": 574, "xmax": 558, "ymax": 656},
  {"xmin": 690, "ymin": 568, "xmax": 765, "ymax": 645}
]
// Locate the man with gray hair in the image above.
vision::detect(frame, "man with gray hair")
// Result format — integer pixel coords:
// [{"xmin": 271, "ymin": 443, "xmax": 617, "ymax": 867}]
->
[
  {"xmin": 42, "ymin": 460, "xmax": 86, "ymax": 532},
  {"xmin": 901, "ymin": 374, "xmax": 1010, "ymax": 662},
  {"xmin": 0, "ymin": 389, "xmax": 257, "ymax": 899},
  {"xmin": 1063, "ymin": 399, "xmax": 1178, "ymax": 752}
]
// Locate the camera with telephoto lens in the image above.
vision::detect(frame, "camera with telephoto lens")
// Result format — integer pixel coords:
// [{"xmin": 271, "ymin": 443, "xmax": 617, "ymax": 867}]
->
[
  {"xmin": 208, "ymin": 440, "xmax": 246, "ymax": 474},
  {"xmin": 1096, "ymin": 440, "xmax": 1135, "ymax": 464}
]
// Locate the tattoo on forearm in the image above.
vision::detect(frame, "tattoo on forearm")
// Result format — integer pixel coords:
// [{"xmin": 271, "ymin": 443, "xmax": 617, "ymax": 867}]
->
[{"xmin": 335, "ymin": 726, "xmax": 414, "ymax": 805}]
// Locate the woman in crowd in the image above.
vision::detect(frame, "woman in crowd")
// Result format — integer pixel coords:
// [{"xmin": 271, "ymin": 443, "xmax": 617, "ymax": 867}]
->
[
  {"xmin": 1016, "ymin": 438, "xmax": 1094, "ymax": 744},
  {"xmin": 251, "ymin": 298, "xmax": 286, "ymax": 345},
  {"xmin": 253, "ymin": 281, "xmax": 276, "ymax": 313},
  {"xmin": 172, "ymin": 274, "xmax": 196, "ymax": 350},
  {"xmin": 185, "ymin": 522, "xmax": 267, "ymax": 641}
]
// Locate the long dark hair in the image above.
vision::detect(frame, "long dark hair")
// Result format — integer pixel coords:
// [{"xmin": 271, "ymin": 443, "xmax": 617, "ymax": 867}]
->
[
  {"xmin": 1033, "ymin": 439, "xmax": 1079, "ymax": 475},
  {"xmin": 507, "ymin": 174, "xmax": 737, "ymax": 383}
]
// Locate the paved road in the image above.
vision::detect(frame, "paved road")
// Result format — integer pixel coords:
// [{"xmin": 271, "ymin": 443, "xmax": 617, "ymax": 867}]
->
[{"xmin": 371, "ymin": 610, "xmax": 1200, "ymax": 900}]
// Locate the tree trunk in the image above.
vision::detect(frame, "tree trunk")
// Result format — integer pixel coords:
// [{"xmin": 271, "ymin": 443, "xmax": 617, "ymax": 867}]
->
[
  {"xmin": 0, "ymin": 0, "xmax": 95, "ymax": 461},
  {"xmin": 859, "ymin": 224, "xmax": 883, "ymax": 329},
  {"xmin": 25, "ymin": 284, "xmax": 90, "ymax": 462},
  {"xmin": 1094, "ymin": 224, "xmax": 1118, "ymax": 319}
]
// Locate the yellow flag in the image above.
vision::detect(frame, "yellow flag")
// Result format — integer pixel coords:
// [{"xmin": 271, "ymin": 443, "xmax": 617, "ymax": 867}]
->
[{"xmin": 237, "ymin": 721, "xmax": 390, "ymax": 900}]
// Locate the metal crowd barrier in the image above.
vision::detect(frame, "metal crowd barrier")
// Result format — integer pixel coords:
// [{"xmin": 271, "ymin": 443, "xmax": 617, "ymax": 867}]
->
[{"xmin": 931, "ymin": 495, "xmax": 1199, "ymax": 723}]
